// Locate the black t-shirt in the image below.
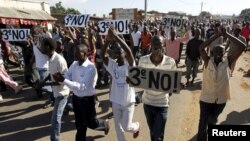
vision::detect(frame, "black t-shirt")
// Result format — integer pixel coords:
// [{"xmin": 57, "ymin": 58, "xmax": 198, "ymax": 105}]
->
[{"xmin": 186, "ymin": 38, "xmax": 204, "ymax": 61}]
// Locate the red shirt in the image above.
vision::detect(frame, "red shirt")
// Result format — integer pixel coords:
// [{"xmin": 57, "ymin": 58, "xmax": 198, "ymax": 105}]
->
[{"xmin": 241, "ymin": 26, "xmax": 250, "ymax": 40}]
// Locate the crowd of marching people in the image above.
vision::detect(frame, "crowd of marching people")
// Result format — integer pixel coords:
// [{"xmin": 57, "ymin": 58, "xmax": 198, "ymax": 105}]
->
[{"xmin": 0, "ymin": 18, "xmax": 249, "ymax": 141}]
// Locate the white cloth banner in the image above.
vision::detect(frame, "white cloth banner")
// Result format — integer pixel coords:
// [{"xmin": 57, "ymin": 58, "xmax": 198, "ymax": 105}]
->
[{"xmin": 98, "ymin": 19, "xmax": 129, "ymax": 35}]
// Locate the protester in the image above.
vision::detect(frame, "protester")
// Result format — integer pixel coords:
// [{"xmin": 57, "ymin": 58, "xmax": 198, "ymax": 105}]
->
[
  {"xmin": 197, "ymin": 27, "xmax": 246, "ymax": 141},
  {"xmin": 28, "ymin": 25, "xmax": 54, "ymax": 105},
  {"xmin": 225, "ymin": 24, "xmax": 246, "ymax": 76},
  {"xmin": 0, "ymin": 31, "xmax": 22, "ymax": 101},
  {"xmin": 40, "ymin": 38, "xmax": 70, "ymax": 141},
  {"xmin": 101, "ymin": 26, "xmax": 140, "ymax": 141},
  {"xmin": 53, "ymin": 41, "xmax": 110, "ymax": 141},
  {"xmin": 164, "ymin": 26, "xmax": 189, "ymax": 67},
  {"xmin": 140, "ymin": 26, "xmax": 152, "ymax": 56},
  {"xmin": 240, "ymin": 22, "xmax": 250, "ymax": 49},
  {"xmin": 185, "ymin": 28, "xmax": 204, "ymax": 86},
  {"xmin": 138, "ymin": 35, "xmax": 176, "ymax": 141},
  {"xmin": 131, "ymin": 24, "xmax": 141, "ymax": 59}
]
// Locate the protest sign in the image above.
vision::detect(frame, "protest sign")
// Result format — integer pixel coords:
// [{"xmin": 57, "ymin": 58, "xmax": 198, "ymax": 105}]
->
[
  {"xmin": 129, "ymin": 66, "xmax": 182, "ymax": 93},
  {"xmin": 98, "ymin": 19, "xmax": 129, "ymax": 35},
  {"xmin": 64, "ymin": 14, "xmax": 90, "ymax": 27},
  {"xmin": 0, "ymin": 29, "xmax": 30, "ymax": 41}
]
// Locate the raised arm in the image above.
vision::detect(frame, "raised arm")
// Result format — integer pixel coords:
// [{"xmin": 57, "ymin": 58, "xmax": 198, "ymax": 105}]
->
[
  {"xmin": 109, "ymin": 26, "xmax": 135, "ymax": 66},
  {"xmin": 100, "ymin": 35, "xmax": 112, "ymax": 66}
]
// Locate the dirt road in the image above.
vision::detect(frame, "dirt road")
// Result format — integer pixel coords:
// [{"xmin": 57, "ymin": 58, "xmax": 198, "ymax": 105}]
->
[{"xmin": 0, "ymin": 52, "xmax": 249, "ymax": 141}]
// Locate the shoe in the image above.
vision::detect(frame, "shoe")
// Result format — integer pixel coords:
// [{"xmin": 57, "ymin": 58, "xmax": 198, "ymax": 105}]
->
[
  {"xmin": 133, "ymin": 122, "xmax": 140, "ymax": 138},
  {"xmin": 0, "ymin": 94, "xmax": 3, "ymax": 101},
  {"xmin": 15, "ymin": 85, "xmax": 23, "ymax": 94},
  {"xmin": 104, "ymin": 119, "xmax": 110, "ymax": 135},
  {"xmin": 43, "ymin": 101, "xmax": 53, "ymax": 109}
]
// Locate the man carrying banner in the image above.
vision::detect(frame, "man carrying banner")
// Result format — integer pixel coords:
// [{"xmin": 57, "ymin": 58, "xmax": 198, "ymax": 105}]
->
[
  {"xmin": 138, "ymin": 35, "xmax": 176, "ymax": 141},
  {"xmin": 196, "ymin": 27, "xmax": 246, "ymax": 141}
]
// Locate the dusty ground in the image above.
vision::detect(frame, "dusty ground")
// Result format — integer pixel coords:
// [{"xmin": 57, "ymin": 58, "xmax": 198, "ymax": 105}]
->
[{"xmin": 0, "ymin": 51, "xmax": 249, "ymax": 141}]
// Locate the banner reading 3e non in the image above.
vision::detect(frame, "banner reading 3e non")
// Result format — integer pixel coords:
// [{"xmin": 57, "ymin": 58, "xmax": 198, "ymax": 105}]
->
[
  {"xmin": 0, "ymin": 29, "xmax": 30, "ymax": 41},
  {"xmin": 64, "ymin": 14, "xmax": 90, "ymax": 27},
  {"xmin": 129, "ymin": 67, "xmax": 182, "ymax": 93},
  {"xmin": 98, "ymin": 19, "xmax": 129, "ymax": 35}
]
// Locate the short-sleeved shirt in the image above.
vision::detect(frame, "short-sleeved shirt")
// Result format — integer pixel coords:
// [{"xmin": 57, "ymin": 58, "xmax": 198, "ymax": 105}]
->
[
  {"xmin": 49, "ymin": 52, "xmax": 70, "ymax": 97},
  {"xmin": 104, "ymin": 58, "xmax": 135, "ymax": 106}
]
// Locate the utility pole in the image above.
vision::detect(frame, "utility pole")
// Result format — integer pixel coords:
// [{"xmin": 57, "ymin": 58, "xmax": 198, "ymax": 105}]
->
[
  {"xmin": 201, "ymin": 1, "xmax": 203, "ymax": 13},
  {"xmin": 145, "ymin": 0, "xmax": 147, "ymax": 20}
]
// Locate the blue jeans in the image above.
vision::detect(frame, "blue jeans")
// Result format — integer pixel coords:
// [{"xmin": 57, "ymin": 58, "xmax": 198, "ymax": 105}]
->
[
  {"xmin": 50, "ymin": 95, "xmax": 68, "ymax": 141},
  {"xmin": 196, "ymin": 101, "xmax": 226, "ymax": 141},
  {"xmin": 37, "ymin": 68, "xmax": 54, "ymax": 102},
  {"xmin": 143, "ymin": 104, "xmax": 168, "ymax": 141}
]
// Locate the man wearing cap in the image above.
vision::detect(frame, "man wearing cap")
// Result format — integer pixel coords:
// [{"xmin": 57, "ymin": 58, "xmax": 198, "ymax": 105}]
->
[
  {"xmin": 196, "ymin": 27, "xmax": 246, "ymax": 141},
  {"xmin": 225, "ymin": 24, "xmax": 246, "ymax": 76}
]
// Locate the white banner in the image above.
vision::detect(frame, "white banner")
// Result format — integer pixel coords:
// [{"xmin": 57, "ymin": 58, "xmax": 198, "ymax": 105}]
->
[
  {"xmin": 115, "ymin": 8, "xmax": 135, "ymax": 20},
  {"xmin": 98, "ymin": 19, "xmax": 129, "ymax": 35},
  {"xmin": 0, "ymin": 29, "xmax": 30, "ymax": 41},
  {"xmin": 64, "ymin": 14, "xmax": 90, "ymax": 27},
  {"xmin": 129, "ymin": 67, "xmax": 182, "ymax": 93},
  {"xmin": 162, "ymin": 15, "xmax": 187, "ymax": 29}
]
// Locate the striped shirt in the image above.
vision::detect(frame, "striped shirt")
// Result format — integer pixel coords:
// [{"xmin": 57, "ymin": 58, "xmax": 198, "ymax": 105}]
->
[
  {"xmin": 63, "ymin": 59, "xmax": 97, "ymax": 97},
  {"xmin": 138, "ymin": 54, "xmax": 176, "ymax": 107}
]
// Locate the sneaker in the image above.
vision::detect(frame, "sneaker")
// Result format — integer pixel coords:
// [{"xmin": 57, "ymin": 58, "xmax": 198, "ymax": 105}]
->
[
  {"xmin": 133, "ymin": 122, "xmax": 140, "ymax": 138},
  {"xmin": 0, "ymin": 94, "xmax": 3, "ymax": 101},
  {"xmin": 104, "ymin": 119, "xmax": 110, "ymax": 135},
  {"xmin": 15, "ymin": 85, "xmax": 23, "ymax": 94}
]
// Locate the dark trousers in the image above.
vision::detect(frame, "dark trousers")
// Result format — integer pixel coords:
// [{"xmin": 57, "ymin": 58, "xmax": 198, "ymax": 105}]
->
[
  {"xmin": 73, "ymin": 95, "xmax": 99, "ymax": 141},
  {"xmin": 133, "ymin": 46, "xmax": 139, "ymax": 58},
  {"xmin": 196, "ymin": 101, "xmax": 226, "ymax": 141},
  {"xmin": 144, "ymin": 104, "xmax": 168, "ymax": 141}
]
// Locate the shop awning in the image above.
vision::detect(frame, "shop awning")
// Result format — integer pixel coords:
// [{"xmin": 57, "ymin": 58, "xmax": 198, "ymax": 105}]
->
[{"xmin": 0, "ymin": 7, "xmax": 56, "ymax": 21}]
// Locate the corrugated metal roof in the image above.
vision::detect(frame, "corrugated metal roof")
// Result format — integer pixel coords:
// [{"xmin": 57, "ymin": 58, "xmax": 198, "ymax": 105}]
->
[{"xmin": 0, "ymin": 7, "xmax": 56, "ymax": 20}]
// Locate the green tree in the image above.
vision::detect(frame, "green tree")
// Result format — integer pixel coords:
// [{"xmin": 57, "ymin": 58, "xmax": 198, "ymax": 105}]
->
[
  {"xmin": 50, "ymin": 1, "xmax": 80, "ymax": 14},
  {"xmin": 199, "ymin": 11, "xmax": 212, "ymax": 18},
  {"xmin": 239, "ymin": 8, "xmax": 250, "ymax": 21}
]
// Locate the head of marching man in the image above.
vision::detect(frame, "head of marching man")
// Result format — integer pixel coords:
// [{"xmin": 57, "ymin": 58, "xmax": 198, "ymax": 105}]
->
[{"xmin": 150, "ymin": 35, "xmax": 164, "ymax": 65}]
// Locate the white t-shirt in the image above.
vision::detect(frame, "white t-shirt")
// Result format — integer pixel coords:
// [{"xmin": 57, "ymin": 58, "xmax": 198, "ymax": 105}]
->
[
  {"xmin": 105, "ymin": 58, "xmax": 135, "ymax": 106},
  {"xmin": 49, "ymin": 52, "xmax": 70, "ymax": 97},
  {"xmin": 131, "ymin": 31, "xmax": 141, "ymax": 46},
  {"xmin": 32, "ymin": 44, "xmax": 49, "ymax": 69}
]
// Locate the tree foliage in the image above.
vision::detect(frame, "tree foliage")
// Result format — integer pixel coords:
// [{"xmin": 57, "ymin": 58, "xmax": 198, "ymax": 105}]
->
[
  {"xmin": 239, "ymin": 8, "xmax": 250, "ymax": 21},
  {"xmin": 50, "ymin": 1, "xmax": 81, "ymax": 14},
  {"xmin": 199, "ymin": 11, "xmax": 211, "ymax": 18}
]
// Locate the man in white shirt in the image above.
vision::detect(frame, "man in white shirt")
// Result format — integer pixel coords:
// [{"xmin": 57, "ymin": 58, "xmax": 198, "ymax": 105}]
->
[
  {"xmin": 131, "ymin": 24, "xmax": 141, "ymax": 59},
  {"xmin": 53, "ymin": 42, "xmax": 110, "ymax": 141},
  {"xmin": 40, "ymin": 38, "xmax": 70, "ymax": 141},
  {"xmin": 197, "ymin": 27, "xmax": 246, "ymax": 141}
]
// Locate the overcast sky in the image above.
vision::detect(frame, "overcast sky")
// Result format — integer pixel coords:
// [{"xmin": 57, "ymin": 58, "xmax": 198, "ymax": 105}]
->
[{"xmin": 50, "ymin": 0, "xmax": 249, "ymax": 16}]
